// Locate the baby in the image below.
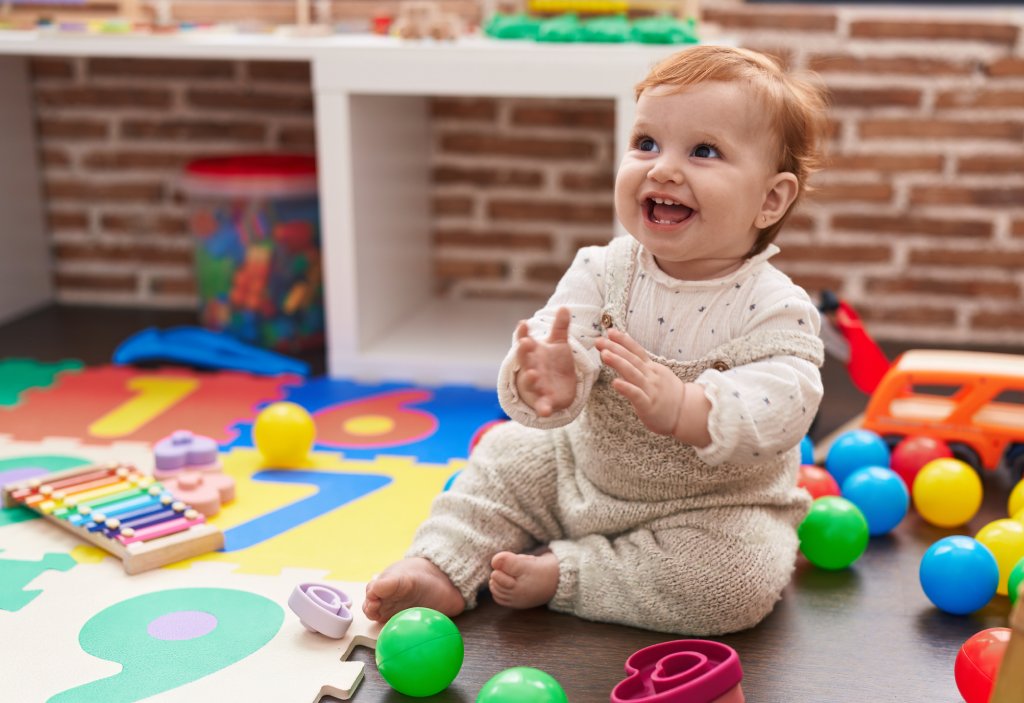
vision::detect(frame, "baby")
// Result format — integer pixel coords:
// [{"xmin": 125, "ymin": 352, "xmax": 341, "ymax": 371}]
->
[{"xmin": 364, "ymin": 45, "xmax": 829, "ymax": 635}]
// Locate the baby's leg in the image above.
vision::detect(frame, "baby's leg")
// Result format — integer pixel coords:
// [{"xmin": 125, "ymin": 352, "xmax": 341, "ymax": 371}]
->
[
  {"xmin": 365, "ymin": 423, "xmax": 563, "ymax": 622},
  {"xmin": 548, "ymin": 512, "xmax": 801, "ymax": 635}
]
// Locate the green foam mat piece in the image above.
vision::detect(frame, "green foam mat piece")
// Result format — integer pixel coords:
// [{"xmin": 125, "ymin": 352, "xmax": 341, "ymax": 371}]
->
[{"xmin": 0, "ymin": 359, "xmax": 83, "ymax": 407}]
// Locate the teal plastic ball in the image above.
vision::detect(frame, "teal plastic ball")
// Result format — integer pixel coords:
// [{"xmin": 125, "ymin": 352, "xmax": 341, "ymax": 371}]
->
[
  {"xmin": 375, "ymin": 607, "xmax": 464, "ymax": 697},
  {"xmin": 798, "ymin": 496, "xmax": 870, "ymax": 570},
  {"xmin": 476, "ymin": 667, "xmax": 568, "ymax": 703}
]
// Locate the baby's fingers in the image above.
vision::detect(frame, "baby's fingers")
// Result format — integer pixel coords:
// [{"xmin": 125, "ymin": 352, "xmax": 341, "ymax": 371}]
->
[
  {"xmin": 597, "ymin": 335, "xmax": 645, "ymax": 370},
  {"xmin": 600, "ymin": 348, "xmax": 646, "ymax": 388},
  {"xmin": 611, "ymin": 377, "xmax": 650, "ymax": 410},
  {"xmin": 547, "ymin": 307, "xmax": 571, "ymax": 344},
  {"xmin": 607, "ymin": 328, "xmax": 650, "ymax": 361}
]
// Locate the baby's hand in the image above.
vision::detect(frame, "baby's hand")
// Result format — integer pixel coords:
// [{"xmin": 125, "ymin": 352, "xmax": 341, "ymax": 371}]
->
[
  {"xmin": 514, "ymin": 307, "xmax": 577, "ymax": 417},
  {"xmin": 596, "ymin": 328, "xmax": 685, "ymax": 436}
]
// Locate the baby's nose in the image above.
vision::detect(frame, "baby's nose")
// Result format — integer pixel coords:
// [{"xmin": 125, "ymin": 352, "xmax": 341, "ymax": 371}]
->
[{"xmin": 648, "ymin": 158, "xmax": 685, "ymax": 184}]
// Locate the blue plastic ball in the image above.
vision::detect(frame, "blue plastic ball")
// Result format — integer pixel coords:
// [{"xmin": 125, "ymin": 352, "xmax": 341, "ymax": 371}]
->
[
  {"xmin": 920, "ymin": 536, "xmax": 999, "ymax": 615},
  {"xmin": 800, "ymin": 435, "xmax": 815, "ymax": 465},
  {"xmin": 443, "ymin": 470, "xmax": 462, "ymax": 492},
  {"xmin": 826, "ymin": 429, "xmax": 890, "ymax": 486},
  {"xmin": 841, "ymin": 466, "xmax": 910, "ymax": 536}
]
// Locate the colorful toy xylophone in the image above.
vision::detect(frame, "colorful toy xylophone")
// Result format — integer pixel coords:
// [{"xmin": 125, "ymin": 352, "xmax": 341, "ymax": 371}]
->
[{"xmin": 2, "ymin": 463, "xmax": 224, "ymax": 574}]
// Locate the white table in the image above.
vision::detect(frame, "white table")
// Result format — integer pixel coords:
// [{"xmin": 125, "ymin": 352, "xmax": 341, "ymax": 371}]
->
[{"xmin": 0, "ymin": 31, "xmax": 679, "ymax": 386}]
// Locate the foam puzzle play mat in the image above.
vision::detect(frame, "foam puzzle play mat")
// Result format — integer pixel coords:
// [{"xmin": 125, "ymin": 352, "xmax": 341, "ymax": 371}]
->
[{"xmin": 0, "ymin": 359, "xmax": 504, "ymax": 702}]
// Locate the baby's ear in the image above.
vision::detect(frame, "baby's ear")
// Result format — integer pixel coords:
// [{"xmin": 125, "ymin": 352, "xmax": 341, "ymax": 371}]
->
[{"xmin": 759, "ymin": 172, "xmax": 799, "ymax": 227}]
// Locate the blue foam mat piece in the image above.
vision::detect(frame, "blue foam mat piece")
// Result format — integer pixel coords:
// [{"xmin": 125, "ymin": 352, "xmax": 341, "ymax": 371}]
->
[{"xmin": 222, "ymin": 376, "xmax": 505, "ymax": 464}]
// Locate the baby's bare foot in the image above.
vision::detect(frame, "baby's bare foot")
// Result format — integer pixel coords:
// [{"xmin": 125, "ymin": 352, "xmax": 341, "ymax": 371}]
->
[
  {"xmin": 489, "ymin": 551, "xmax": 559, "ymax": 609},
  {"xmin": 363, "ymin": 557, "xmax": 466, "ymax": 623}
]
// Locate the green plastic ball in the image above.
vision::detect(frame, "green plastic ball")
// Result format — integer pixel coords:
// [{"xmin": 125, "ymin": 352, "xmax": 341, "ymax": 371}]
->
[
  {"xmin": 798, "ymin": 496, "xmax": 870, "ymax": 570},
  {"xmin": 375, "ymin": 607, "xmax": 464, "ymax": 697},
  {"xmin": 1009, "ymin": 557, "xmax": 1024, "ymax": 605},
  {"xmin": 476, "ymin": 667, "xmax": 568, "ymax": 703}
]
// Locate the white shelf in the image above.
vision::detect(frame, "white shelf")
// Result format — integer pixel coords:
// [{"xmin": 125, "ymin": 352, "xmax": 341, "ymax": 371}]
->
[
  {"xmin": 332, "ymin": 298, "xmax": 538, "ymax": 387},
  {"xmin": 313, "ymin": 39, "xmax": 679, "ymax": 385},
  {"xmin": 0, "ymin": 32, "xmax": 688, "ymax": 384}
]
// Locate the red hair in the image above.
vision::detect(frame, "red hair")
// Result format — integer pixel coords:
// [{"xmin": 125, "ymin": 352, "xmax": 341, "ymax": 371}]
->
[{"xmin": 635, "ymin": 46, "xmax": 830, "ymax": 255}]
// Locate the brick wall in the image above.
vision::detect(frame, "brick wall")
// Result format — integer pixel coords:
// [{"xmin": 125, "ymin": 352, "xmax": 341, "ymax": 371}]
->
[
  {"xmin": 28, "ymin": 2, "xmax": 1024, "ymax": 346},
  {"xmin": 31, "ymin": 56, "xmax": 315, "ymax": 306}
]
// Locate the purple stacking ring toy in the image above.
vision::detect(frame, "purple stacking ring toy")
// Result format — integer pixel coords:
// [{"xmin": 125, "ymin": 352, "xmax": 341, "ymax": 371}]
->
[{"xmin": 288, "ymin": 582, "xmax": 353, "ymax": 639}]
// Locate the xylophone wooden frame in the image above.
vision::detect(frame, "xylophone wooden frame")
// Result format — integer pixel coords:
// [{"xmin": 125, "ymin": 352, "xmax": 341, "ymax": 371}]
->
[{"xmin": 2, "ymin": 463, "xmax": 224, "ymax": 574}]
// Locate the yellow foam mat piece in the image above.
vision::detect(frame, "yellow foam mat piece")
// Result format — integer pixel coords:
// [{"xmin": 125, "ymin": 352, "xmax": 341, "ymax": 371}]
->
[{"xmin": 171, "ymin": 448, "xmax": 463, "ymax": 581}]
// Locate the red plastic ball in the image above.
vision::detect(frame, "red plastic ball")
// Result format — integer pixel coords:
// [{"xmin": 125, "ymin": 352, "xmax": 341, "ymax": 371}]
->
[
  {"xmin": 955, "ymin": 627, "xmax": 1011, "ymax": 703},
  {"xmin": 797, "ymin": 464, "xmax": 841, "ymax": 500},
  {"xmin": 890, "ymin": 436, "xmax": 952, "ymax": 488},
  {"xmin": 469, "ymin": 419, "xmax": 507, "ymax": 454}
]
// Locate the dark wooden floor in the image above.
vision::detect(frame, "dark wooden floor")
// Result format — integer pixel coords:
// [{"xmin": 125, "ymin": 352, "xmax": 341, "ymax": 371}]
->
[{"xmin": 2, "ymin": 305, "xmax": 1019, "ymax": 703}]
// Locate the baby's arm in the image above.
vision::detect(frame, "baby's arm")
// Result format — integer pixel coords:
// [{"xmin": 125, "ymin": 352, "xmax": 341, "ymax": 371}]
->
[
  {"xmin": 696, "ymin": 287, "xmax": 824, "ymax": 466},
  {"xmin": 497, "ymin": 247, "xmax": 607, "ymax": 428},
  {"xmin": 595, "ymin": 328, "xmax": 712, "ymax": 448},
  {"xmin": 513, "ymin": 307, "xmax": 576, "ymax": 417}
]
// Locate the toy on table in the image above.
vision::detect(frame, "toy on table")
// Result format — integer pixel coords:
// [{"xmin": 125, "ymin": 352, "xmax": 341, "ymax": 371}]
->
[
  {"xmin": 1, "ymin": 463, "xmax": 223, "ymax": 575},
  {"xmin": 919, "ymin": 535, "xmax": 998, "ymax": 615},
  {"xmin": 840, "ymin": 466, "xmax": 909, "ymax": 537},
  {"xmin": 477, "ymin": 667, "xmax": 567, "ymax": 702},
  {"xmin": 253, "ymin": 401, "xmax": 316, "ymax": 466},
  {"xmin": 161, "ymin": 470, "xmax": 235, "ymax": 517},
  {"xmin": 288, "ymin": 582, "xmax": 353, "ymax": 639},
  {"xmin": 956, "ymin": 627, "xmax": 1011, "ymax": 703},
  {"xmin": 183, "ymin": 154, "xmax": 325, "ymax": 354},
  {"xmin": 860, "ymin": 349, "xmax": 1024, "ymax": 479},
  {"xmin": 796, "ymin": 496, "xmax": 869, "ymax": 571},
  {"xmin": 974, "ymin": 519, "xmax": 1024, "ymax": 596},
  {"xmin": 817, "ymin": 290, "xmax": 891, "ymax": 395},
  {"xmin": 153, "ymin": 429, "xmax": 220, "ymax": 479},
  {"xmin": 1010, "ymin": 479, "xmax": 1024, "ymax": 521},
  {"xmin": 114, "ymin": 326, "xmax": 310, "ymax": 376},
  {"xmin": 0, "ymin": 0, "xmax": 147, "ymax": 29},
  {"xmin": 293, "ymin": 583, "xmax": 382, "ymax": 702},
  {"xmin": 796, "ymin": 464, "xmax": 839, "ymax": 500},
  {"xmin": 1010, "ymin": 558, "xmax": 1024, "ymax": 606},
  {"xmin": 375, "ymin": 607, "xmax": 464, "ymax": 697},
  {"xmin": 152, "ymin": 429, "xmax": 235, "ymax": 516},
  {"xmin": 391, "ymin": 0, "xmax": 463, "ymax": 39},
  {"xmin": 799, "ymin": 435, "xmax": 814, "ymax": 464},
  {"xmin": 889, "ymin": 435, "xmax": 952, "ymax": 489},
  {"xmin": 824, "ymin": 428, "xmax": 890, "ymax": 486},
  {"xmin": 912, "ymin": 458, "xmax": 983, "ymax": 528},
  {"xmin": 610, "ymin": 639, "xmax": 744, "ymax": 703}
]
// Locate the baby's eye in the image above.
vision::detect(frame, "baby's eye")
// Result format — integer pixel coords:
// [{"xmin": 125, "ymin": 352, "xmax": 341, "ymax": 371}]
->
[
  {"xmin": 692, "ymin": 143, "xmax": 721, "ymax": 159},
  {"xmin": 635, "ymin": 136, "xmax": 659, "ymax": 153}
]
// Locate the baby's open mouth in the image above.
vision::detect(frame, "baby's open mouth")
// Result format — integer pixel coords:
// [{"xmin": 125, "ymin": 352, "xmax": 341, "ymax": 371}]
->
[{"xmin": 646, "ymin": 197, "xmax": 694, "ymax": 225}]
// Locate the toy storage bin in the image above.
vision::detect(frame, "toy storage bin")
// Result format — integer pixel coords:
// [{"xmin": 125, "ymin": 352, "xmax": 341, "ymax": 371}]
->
[{"xmin": 182, "ymin": 154, "xmax": 324, "ymax": 352}]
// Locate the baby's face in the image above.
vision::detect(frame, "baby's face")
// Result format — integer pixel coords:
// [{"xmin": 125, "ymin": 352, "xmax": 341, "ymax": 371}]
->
[{"xmin": 614, "ymin": 80, "xmax": 785, "ymax": 280}]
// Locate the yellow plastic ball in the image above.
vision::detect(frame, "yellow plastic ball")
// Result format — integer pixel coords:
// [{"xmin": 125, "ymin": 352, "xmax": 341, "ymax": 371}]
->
[
  {"xmin": 912, "ymin": 458, "xmax": 983, "ymax": 528},
  {"xmin": 1009, "ymin": 479, "xmax": 1024, "ymax": 520},
  {"xmin": 976, "ymin": 519, "xmax": 1024, "ymax": 596},
  {"xmin": 253, "ymin": 402, "xmax": 316, "ymax": 466}
]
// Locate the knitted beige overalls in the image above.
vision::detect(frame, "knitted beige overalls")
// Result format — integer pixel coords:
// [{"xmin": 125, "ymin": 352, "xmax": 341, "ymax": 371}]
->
[{"xmin": 408, "ymin": 237, "xmax": 824, "ymax": 635}]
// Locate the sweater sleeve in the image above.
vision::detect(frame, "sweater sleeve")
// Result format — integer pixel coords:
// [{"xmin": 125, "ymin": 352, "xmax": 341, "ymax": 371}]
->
[
  {"xmin": 694, "ymin": 279, "xmax": 824, "ymax": 466},
  {"xmin": 497, "ymin": 246, "xmax": 607, "ymax": 429}
]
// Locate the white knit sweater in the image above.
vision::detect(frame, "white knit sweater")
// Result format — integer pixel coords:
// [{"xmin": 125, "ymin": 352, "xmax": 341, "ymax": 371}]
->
[{"xmin": 497, "ymin": 241, "xmax": 824, "ymax": 466}]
